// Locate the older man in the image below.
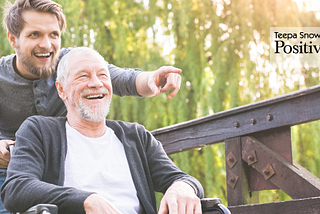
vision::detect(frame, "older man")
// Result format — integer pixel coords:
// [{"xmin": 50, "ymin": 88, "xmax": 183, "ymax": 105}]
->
[{"xmin": 1, "ymin": 47, "xmax": 203, "ymax": 214}]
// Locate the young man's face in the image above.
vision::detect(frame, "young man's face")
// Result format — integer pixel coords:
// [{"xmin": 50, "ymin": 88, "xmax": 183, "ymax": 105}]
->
[{"xmin": 8, "ymin": 10, "xmax": 61, "ymax": 80}]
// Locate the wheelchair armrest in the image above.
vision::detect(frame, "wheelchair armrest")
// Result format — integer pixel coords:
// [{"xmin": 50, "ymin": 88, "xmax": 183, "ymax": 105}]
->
[
  {"xmin": 19, "ymin": 198, "xmax": 230, "ymax": 214},
  {"xmin": 20, "ymin": 204, "xmax": 58, "ymax": 214},
  {"xmin": 201, "ymin": 198, "xmax": 231, "ymax": 214}
]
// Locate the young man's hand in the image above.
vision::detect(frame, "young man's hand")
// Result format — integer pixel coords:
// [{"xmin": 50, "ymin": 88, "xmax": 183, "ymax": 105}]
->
[
  {"xmin": 0, "ymin": 140, "xmax": 14, "ymax": 168},
  {"xmin": 136, "ymin": 66, "xmax": 182, "ymax": 99}
]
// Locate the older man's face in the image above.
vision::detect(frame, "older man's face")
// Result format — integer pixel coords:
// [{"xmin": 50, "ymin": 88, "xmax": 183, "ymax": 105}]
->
[{"xmin": 63, "ymin": 51, "xmax": 112, "ymax": 122}]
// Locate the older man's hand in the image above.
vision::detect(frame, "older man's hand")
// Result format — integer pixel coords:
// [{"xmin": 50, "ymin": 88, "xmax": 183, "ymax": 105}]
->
[
  {"xmin": 84, "ymin": 194, "xmax": 123, "ymax": 214},
  {"xmin": 158, "ymin": 181, "xmax": 202, "ymax": 214}
]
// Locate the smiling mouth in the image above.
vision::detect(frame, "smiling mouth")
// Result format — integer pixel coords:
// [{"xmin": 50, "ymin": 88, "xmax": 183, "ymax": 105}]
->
[
  {"xmin": 34, "ymin": 52, "xmax": 52, "ymax": 59},
  {"xmin": 85, "ymin": 94, "xmax": 105, "ymax": 99}
]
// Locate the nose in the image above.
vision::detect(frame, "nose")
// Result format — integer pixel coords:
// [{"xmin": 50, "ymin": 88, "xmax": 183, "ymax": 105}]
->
[
  {"xmin": 88, "ymin": 74, "xmax": 103, "ymax": 88},
  {"xmin": 38, "ymin": 36, "xmax": 52, "ymax": 49}
]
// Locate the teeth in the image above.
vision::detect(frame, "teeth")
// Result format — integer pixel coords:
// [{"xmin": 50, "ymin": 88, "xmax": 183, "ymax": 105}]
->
[
  {"xmin": 35, "ymin": 53, "xmax": 51, "ymax": 57},
  {"xmin": 86, "ymin": 94, "xmax": 104, "ymax": 99}
]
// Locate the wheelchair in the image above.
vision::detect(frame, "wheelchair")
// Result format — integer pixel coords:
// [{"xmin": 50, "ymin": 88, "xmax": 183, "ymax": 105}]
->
[
  {"xmin": 19, "ymin": 198, "xmax": 231, "ymax": 214},
  {"xmin": 8, "ymin": 145, "xmax": 230, "ymax": 214}
]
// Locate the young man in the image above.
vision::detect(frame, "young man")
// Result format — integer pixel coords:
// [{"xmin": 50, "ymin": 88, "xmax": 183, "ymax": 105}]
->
[{"xmin": 1, "ymin": 47, "xmax": 203, "ymax": 214}]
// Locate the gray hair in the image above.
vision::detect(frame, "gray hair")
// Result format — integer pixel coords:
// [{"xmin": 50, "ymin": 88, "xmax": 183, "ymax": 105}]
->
[{"xmin": 56, "ymin": 47, "xmax": 108, "ymax": 86}]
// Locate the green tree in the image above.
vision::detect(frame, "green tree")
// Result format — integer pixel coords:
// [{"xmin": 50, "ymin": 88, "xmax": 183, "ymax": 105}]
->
[{"xmin": 0, "ymin": 0, "xmax": 14, "ymax": 56}]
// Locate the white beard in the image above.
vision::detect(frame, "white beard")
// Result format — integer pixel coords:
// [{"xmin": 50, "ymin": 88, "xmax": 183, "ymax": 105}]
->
[{"xmin": 78, "ymin": 89, "xmax": 111, "ymax": 122}]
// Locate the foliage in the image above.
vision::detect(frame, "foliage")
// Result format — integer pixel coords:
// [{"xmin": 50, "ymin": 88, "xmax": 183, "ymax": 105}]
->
[
  {"xmin": 1, "ymin": 0, "xmax": 320, "ymax": 207},
  {"xmin": 0, "ymin": 0, "xmax": 14, "ymax": 56}
]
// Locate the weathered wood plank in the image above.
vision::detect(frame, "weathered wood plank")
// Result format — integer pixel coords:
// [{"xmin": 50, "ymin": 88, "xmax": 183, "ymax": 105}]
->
[
  {"xmin": 152, "ymin": 84, "xmax": 320, "ymax": 154},
  {"xmin": 226, "ymin": 196, "xmax": 320, "ymax": 214}
]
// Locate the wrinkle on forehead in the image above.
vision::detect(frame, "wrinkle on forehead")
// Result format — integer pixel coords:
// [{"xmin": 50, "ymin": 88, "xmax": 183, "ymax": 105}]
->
[{"xmin": 69, "ymin": 54, "xmax": 109, "ymax": 76}]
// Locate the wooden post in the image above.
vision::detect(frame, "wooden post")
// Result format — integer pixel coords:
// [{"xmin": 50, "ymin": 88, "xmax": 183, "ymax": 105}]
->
[{"xmin": 225, "ymin": 137, "xmax": 259, "ymax": 206}]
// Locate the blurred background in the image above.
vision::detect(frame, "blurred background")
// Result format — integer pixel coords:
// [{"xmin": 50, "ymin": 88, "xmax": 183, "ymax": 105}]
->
[{"xmin": 1, "ymin": 0, "xmax": 320, "ymax": 206}]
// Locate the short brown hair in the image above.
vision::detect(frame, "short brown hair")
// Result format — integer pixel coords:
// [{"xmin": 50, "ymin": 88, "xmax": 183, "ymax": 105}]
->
[{"xmin": 3, "ymin": 0, "xmax": 66, "ymax": 38}]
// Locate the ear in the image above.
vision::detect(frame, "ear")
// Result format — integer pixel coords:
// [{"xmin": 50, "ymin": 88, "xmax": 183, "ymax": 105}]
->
[
  {"xmin": 7, "ymin": 32, "xmax": 17, "ymax": 48},
  {"xmin": 56, "ymin": 81, "xmax": 67, "ymax": 100}
]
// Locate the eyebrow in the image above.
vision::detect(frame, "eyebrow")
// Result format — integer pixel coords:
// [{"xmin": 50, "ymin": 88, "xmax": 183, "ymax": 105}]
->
[
  {"xmin": 72, "ymin": 68, "xmax": 109, "ymax": 76},
  {"xmin": 97, "ymin": 68, "xmax": 110, "ymax": 76},
  {"xmin": 23, "ymin": 29, "xmax": 60, "ymax": 36},
  {"xmin": 23, "ymin": 30, "xmax": 40, "ymax": 35},
  {"xmin": 51, "ymin": 30, "xmax": 61, "ymax": 35},
  {"xmin": 73, "ymin": 68, "xmax": 86, "ymax": 76}
]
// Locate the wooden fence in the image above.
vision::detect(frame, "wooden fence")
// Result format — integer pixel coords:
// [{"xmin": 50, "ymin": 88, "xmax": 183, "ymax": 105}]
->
[{"xmin": 151, "ymin": 84, "xmax": 320, "ymax": 214}]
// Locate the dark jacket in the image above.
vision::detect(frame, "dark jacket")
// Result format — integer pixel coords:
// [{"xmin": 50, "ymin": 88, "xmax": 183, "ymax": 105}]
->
[{"xmin": 1, "ymin": 116, "xmax": 204, "ymax": 214}]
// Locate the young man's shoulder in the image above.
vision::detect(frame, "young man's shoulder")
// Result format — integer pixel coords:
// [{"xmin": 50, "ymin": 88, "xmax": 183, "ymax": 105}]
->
[{"xmin": 0, "ymin": 53, "xmax": 15, "ymax": 67}]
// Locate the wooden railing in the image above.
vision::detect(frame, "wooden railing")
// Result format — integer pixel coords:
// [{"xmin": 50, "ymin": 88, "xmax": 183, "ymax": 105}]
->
[{"xmin": 151, "ymin": 84, "xmax": 320, "ymax": 214}]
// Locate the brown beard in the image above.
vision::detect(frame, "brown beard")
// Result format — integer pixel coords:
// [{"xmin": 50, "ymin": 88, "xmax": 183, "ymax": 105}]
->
[
  {"xmin": 31, "ymin": 59, "xmax": 57, "ymax": 79},
  {"xmin": 21, "ymin": 54, "xmax": 58, "ymax": 79},
  {"xmin": 15, "ymin": 44, "xmax": 59, "ymax": 80}
]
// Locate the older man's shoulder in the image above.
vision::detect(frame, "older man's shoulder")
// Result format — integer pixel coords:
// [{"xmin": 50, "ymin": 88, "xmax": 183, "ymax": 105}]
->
[
  {"xmin": 23, "ymin": 115, "xmax": 67, "ymax": 128},
  {"xmin": 106, "ymin": 119, "xmax": 148, "ymax": 132}
]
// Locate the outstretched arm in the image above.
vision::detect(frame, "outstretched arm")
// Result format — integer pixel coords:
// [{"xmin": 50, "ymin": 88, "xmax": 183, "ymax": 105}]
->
[{"xmin": 135, "ymin": 66, "xmax": 182, "ymax": 99}]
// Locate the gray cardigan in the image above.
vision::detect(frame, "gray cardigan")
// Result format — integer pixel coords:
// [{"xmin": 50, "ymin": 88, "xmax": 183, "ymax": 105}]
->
[{"xmin": 1, "ymin": 116, "xmax": 204, "ymax": 214}]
